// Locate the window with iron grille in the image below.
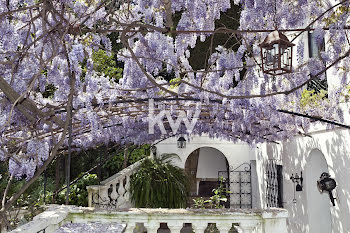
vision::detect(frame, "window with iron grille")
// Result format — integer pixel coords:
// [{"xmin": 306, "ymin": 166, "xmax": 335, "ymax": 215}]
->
[{"xmin": 266, "ymin": 160, "xmax": 283, "ymax": 208}]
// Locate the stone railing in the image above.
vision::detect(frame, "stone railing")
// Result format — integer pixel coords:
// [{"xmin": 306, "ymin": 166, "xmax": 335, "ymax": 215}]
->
[
  {"xmin": 9, "ymin": 205, "xmax": 288, "ymax": 233},
  {"xmin": 9, "ymin": 205, "xmax": 71, "ymax": 233},
  {"xmin": 78, "ymin": 208, "xmax": 288, "ymax": 233},
  {"xmin": 86, "ymin": 159, "xmax": 144, "ymax": 208}
]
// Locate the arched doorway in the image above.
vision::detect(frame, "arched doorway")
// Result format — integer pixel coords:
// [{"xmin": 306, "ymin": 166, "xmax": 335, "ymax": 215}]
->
[
  {"xmin": 184, "ymin": 147, "xmax": 229, "ymax": 199},
  {"xmin": 305, "ymin": 149, "xmax": 332, "ymax": 233}
]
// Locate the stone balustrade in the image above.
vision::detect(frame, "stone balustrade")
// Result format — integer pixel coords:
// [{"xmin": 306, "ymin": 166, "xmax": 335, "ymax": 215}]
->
[
  {"xmin": 9, "ymin": 205, "xmax": 288, "ymax": 233},
  {"xmin": 83, "ymin": 208, "xmax": 288, "ymax": 233},
  {"xmin": 86, "ymin": 159, "xmax": 144, "ymax": 208}
]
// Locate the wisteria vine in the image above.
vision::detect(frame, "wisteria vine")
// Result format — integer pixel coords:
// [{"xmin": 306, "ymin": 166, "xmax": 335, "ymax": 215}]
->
[{"xmin": 0, "ymin": 0, "xmax": 350, "ymax": 214}]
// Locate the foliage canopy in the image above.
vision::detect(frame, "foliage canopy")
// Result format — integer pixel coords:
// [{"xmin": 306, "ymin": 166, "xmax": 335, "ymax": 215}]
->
[{"xmin": 0, "ymin": 0, "xmax": 350, "ymax": 215}]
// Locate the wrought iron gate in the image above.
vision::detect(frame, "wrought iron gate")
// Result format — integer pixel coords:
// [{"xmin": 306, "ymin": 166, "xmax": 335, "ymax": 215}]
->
[
  {"xmin": 219, "ymin": 163, "xmax": 252, "ymax": 208},
  {"xmin": 265, "ymin": 160, "xmax": 283, "ymax": 208}
]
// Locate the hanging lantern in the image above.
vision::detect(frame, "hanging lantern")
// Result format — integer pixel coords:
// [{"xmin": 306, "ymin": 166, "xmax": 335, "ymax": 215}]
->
[
  {"xmin": 177, "ymin": 136, "xmax": 186, "ymax": 148},
  {"xmin": 259, "ymin": 30, "xmax": 295, "ymax": 75},
  {"xmin": 150, "ymin": 145, "xmax": 157, "ymax": 157},
  {"xmin": 317, "ymin": 172, "xmax": 337, "ymax": 206}
]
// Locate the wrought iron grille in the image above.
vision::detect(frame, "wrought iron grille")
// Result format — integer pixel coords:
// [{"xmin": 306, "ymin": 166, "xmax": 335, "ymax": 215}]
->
[
  {"xmin": 219, "ymin": 163, "xmax": 252, "ymax": 209},
  {"xmin": 265, "ymin": 160, "xmax": 283, "ymax": 208}
]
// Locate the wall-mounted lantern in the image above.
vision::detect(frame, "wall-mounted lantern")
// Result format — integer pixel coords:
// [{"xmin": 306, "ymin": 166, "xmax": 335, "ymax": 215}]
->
[
  {"xmin": 259, "ymin": 30, "xmax": 295, "ymax": 75},
  {"xmin": 177, "ymin": 136, "xmax": 186, "ymax": 148},
  {"xmin": 290, "ymin": 172, "xmax": 303, "ymax": 204},
  {"xmin": 150, "ymin": 145, "xmax": 157, "ymax": 157},
  {"xmin": 317, "ymin": 172, "xmax": 337, "ymax": 206},
  {"xmin": 290, "ymin": 172, "xmax": 303, "ymax": 192}
]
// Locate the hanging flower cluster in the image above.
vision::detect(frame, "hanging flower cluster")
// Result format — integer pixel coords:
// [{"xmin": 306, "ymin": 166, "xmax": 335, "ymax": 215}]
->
[{"xmin": 0, "ymin": 0, "xmax": 348, "ymax": 180}]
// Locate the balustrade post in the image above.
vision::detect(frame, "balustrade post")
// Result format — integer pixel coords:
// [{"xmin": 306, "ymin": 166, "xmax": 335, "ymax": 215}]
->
[
  {"xmin": 238, "ymin": 221, "xmax": 258, "ymax": 233},
  {"xmin": 168, "ymin": 222, "xmax": 183, "ymax": 233},
  {"xmin": 117, "ymin": 177, "xmax": 126, "ymax": 206},
  {"xmin": 110, "ymin": 182, "xmax": 118, "ymax": 202},
  {"xmin": 124, "ymin": 222, "xmax": 136, "ymax": 233},
  {"xmin": 216, "ymin": 223, "xmax": 232, "ymax": 233},
  {"xmin": 118, "ymin": 178, "xmax": 126, "ymax": 196},
  {"xmin": 192, "ymin": 222, "xmax": 208, "ymax": 233},
  {"xmin": 124, "ymin": 174, "xmax": 131, "ymax": 200},
  {"xmin": 144, "ymin": 222, "xmax": 160, "ymax": 233},
  {"xmin": 87, "ymin": 189, "xmax": 92, "ymax": 207}
]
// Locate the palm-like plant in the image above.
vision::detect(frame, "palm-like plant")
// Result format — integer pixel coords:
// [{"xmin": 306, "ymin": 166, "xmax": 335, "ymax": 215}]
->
[{"xmin": 130, "ymin": 154, "xmax": 189, "ymax": 208}]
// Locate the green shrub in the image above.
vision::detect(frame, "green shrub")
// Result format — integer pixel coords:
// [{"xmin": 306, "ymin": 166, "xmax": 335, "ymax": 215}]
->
[
  {"xmin": 57, "ymin": 173, "xmax": 99, "ymax": 207},
  {"xmin": 91, "ymin": 49, "xmax": 123, "ymax": 82},
  {"xmin": 192, "ymin": 176, "xmax": 230, "ymax": 209},
  {"xmin": 130, "ymin": 154, "xmax": 189, "ymax": 208}
]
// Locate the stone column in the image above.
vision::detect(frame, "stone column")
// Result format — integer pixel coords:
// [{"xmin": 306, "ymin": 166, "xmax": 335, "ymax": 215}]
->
[
  {"xmin": 117, "ymin": 178, "xmax": 126, "ymax": 207},
  {"xmin": 124, "ymin": 174, "xmax": 131, "ymax": 205},
  {"xmin": 110, "ymin": 182, "xmax": 118, "ymax": 201},
  {"xmin": 144, "ymin": 222, "xmax": 160, "ymax": 233},
  {"xmin": 238, "ymin": 221, "xmax": 258, "ymax": 233},
  {"xmin": 87, "ymin": 189, "xmax": 92, "ymax": 207},
  {"xmin": 168, "ymin": 222, "xmax": 183, "ymax": 233},
  {"xmin": 86, "ymin": 186, "xmax": 98, "ymax": 207},
  {"xmin": 192, "ymin": 222, "xmax": 208, "ymax": 233},
  {"xmin": 216, "ymin": 223, "xmax": 232, "ymax": 233},
  {"xmin": 124, "ymin": 222, "xmax": 136, "ymax": 233}
]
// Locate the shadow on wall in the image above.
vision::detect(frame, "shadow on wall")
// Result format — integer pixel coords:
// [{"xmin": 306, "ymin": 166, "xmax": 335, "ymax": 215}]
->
[
  {"xmin": 274, "ymin": 129, "xmax": 350, "ymax": 233},
  {"xmin": 323, "ymin": 132, "xmax": 350, "ymax": 233}
]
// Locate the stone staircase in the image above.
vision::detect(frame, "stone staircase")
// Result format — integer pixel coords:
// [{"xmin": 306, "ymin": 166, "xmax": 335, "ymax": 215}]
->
[{"xmin": 86, "ymin": 159, "xmax": 144, "ymax": 208}]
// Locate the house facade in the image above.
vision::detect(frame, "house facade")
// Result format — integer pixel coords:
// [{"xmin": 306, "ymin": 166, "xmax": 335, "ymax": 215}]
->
[
  {"xmin": 82, "ymin": 22, "xmax": 350, "ymax": 233},
  {"xmin": 154, "ymin": 125, "xmax": 350, "ymax": 233},
  {"xmin": 152, "ymin": 26, "xmax": 350, "ymax": 233}
]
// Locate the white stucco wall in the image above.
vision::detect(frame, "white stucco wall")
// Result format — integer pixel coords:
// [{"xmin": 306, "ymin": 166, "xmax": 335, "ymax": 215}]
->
[
  {"xmin": 154, "ymin": 126, "xmax": 350, "ymax": 233},
  {"xmin": 155, "ymin": 135, "xmax": 255, "ymax": 171},
  {"xmin": 196, "ymin": 147, "xmax": 227, "ymax": 179},
  {"xmin": 155, "ymin": 135, "xmax": 260, "ymax": 208},
  {"xmin": 266, "ymin": 27, "xmax": 350, "ymax": 232},
  {"xmin": 256, "ymin": 127, "xmax": 350, "ymax": 233}
]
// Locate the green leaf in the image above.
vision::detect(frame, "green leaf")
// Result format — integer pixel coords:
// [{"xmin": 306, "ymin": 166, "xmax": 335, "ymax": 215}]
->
[{"xmin": 130, "ymin": 155, "xmax": 189, "ymax": 208}]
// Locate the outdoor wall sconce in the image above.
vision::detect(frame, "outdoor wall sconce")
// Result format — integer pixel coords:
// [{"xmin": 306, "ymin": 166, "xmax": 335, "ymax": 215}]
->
[
  {"xmin": 259, "ymin": 30, "xmax": 295, "ymax": 75},
  {"xmin": 317, "ymin": 172, "xmax": 337, "ymax": 206},
  {"xmin": 290, "ymin": 172, "xmax": 303, "ymax": 192},
  {"xmin": 150, "ymin": 145, "xmax": 157, "ymax": 157},
  {"xmin": 177, "ymin": 136, "xmax": 186, "ymax": 148}
]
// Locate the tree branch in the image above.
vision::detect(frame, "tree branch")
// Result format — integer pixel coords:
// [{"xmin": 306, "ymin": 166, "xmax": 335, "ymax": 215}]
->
[{"xmin": 277, "ymin": 109, "xmax": 350, "ymax": 129}]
